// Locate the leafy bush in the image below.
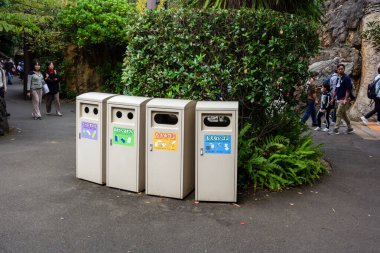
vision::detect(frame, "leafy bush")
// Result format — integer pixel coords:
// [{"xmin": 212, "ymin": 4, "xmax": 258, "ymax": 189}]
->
[
  {"xmin": 58, "ymin": 0, "xmax": 136, "ymax": 47},
  {"xmin": 122, "ymin": 8, "xmax": 324, "ymax": 190}
]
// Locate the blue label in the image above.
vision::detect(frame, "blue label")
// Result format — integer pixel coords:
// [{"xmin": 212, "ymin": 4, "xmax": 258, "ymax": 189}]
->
[{"xmin": 204, "ymin": 135, "xmax": 232, "ymax": 154}]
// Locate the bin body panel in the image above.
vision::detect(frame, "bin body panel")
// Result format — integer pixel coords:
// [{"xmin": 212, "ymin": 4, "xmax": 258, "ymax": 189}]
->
[
  {"xmin": 77, "ymin": 110, "xmax": 102, "ymax": 183},
  {"xmin": 76, "ymin": 94, "xmax": 113, "ymax": 184},
  {"xmin": 195, "ymin": 103, "xmax": 238, "ymax": 202},
  {"xmin": 106, "ymin": 95, "xmax": 150, "ymax": 192},
  {"xmin": 107, "ymin": 106, "xmax": 139, "ymax": 191},
  {"xmin": 146, "ymin": 108, "xmax": 182, "ymax": 198}
]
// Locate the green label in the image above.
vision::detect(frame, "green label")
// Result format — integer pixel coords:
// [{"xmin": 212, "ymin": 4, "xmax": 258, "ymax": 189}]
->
[{"xmin": 113, "ymin": 127, "xmax": 134, "ymax": 147}]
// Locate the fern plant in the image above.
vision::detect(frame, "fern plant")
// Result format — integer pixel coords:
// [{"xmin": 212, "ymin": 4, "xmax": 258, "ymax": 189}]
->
[{"xmin": 238, "ymin": 123, "xmax": 326, "ymax": 191}]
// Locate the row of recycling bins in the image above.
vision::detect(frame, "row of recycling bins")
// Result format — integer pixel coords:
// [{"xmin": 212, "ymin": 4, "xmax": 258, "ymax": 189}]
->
[{"xmin": 76, "ymin": 92, "xmax": 238, "ymax": 202}]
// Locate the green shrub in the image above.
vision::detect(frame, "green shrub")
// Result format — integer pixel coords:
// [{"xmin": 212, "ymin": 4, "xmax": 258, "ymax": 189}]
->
[{"xmin": 122, "ymin": 8, "xmax": 324, "ymax": 190}]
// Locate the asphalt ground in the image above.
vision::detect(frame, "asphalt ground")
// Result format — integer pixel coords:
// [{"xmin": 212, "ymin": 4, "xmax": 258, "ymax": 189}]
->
[{"xmin": 1, "ymin": 77, "xmax": 380, "ymax": 253}]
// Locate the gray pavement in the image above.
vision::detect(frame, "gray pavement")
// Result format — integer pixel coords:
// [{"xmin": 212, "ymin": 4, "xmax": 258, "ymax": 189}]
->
[{"xmin": 1, "ymin": 77, "xmax": 380, "ymax": 253}]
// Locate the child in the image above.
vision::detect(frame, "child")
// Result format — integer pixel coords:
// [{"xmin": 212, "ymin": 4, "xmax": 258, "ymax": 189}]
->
[{"xmin": 315, "ymin": 83, "xmax": 332, "ymax": 132}]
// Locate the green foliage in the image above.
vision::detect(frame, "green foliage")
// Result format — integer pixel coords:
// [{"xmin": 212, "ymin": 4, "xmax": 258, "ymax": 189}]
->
[
  {"xmin": 58, "ymin": 0, "xmax": 136, "ymax": 47},
  {"xmin": 363, "ymin": 21, "xmax": 380, "ymax": 52},
  {"xmin": 238, "ymin": 123, "xmax": 326, "ymax": 191},
  {"xmin": 95, "ymin": 62, "xmax": 124, "ymax": 93},
  {"xmin": 186, "ymin": 0, "xmax": 321, "ymax": 21},
  {"xmin": 0, "ymin": 0, "xmax": 56, "ymax": 34},
  {"xmin": 0, "ymin": 0, "xmax": 67, "ymax": 59}
]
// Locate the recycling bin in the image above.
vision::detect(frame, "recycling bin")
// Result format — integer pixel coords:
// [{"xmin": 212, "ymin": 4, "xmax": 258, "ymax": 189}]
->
[
  {"xmin": 146, "ymin": 98, "xmax": 196, "ymax": 199},
  {"xmin": 195, "ymin": 101, "xmax": 239, "ymax": 202},
  {"xmin": 76, "ymin": 92, "xmax": 115, "ymax": 184},
  {"xmin": 106, "ymin": 95, "xmax": 151, "ymax": 192}
]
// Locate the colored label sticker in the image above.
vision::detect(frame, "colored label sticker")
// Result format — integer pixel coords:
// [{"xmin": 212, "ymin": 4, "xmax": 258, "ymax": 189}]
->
[
  {"xmin": 153, "ymin": 131, "xmax": 178, "ymax": 151},
  {"xmin": 113, "ymin": 127, "xmax": 134, "ymax": 147},
  {"xmin": 204, "ymin": 135, "xmax": 232, "ymax": 154},
  {"xmin": 81, "ymin": 122, "xmax": 98, "ymax": 140}
]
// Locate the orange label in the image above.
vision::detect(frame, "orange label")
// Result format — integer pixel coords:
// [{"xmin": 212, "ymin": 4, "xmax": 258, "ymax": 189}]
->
[{"xmin": 153, "ymin": 131, "xmax": 178, "ymax": 151}]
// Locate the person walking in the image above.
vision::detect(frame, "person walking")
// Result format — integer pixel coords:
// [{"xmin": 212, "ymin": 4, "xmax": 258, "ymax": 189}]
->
[
  {"xmin": 0, "ymin": 65, "xmax": 10, "ymax": 117},
  {"xmin": 301, "ymin": 72, "xmax": 318, "ymax": 127},
  {"xmin": 45, "ymin": 61, "xmax": 62, "ymax": 116},
  {"xmin": 329, "ymin": 64, "xmax": 354, "ymax": 134},
  {"xmin": 329, "ymin": 69, "xmax": 339, "ymax": 125},
  {"xmin": 314, "ymin": 83, "xmax": 332, "ymax": 132},
  {"xmin": 6, "ymin": 60, "xmax": 14, "ymax": 85},
  {"xmin": 27, "ymin": 60, "xmax": 46, "ymax": 120},
  {"xmin": 360, "ymin": 64, "xmax": 380, "ymax": 126}
]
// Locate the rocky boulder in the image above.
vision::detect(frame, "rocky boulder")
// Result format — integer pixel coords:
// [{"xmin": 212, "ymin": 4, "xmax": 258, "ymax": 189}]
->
[{"xmin": 310, "ymin": 0, "xmax": 380, "ymax": 120}]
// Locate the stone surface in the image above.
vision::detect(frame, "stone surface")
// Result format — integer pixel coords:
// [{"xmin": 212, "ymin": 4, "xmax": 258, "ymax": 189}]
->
[
  {"xmin": 64, "ymin": 44, "xmax": 103, "ymax": 94},
  {"xmin": 349, "ymin": 12, "xmax": 380, "ymax": 119},
  {"xmin": 311, "ymin": 0, "xmax": 380, "ymax": 120}
]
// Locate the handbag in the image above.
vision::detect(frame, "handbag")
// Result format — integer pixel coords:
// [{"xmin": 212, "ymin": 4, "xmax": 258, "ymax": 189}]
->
[{"xmin": 42, "ymin": 83, "xmax": 50, "ymax": 95}]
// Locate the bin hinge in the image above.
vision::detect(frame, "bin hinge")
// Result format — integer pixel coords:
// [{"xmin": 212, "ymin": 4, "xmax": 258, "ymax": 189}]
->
[
  {"xmin": 149, "ymin": 143, "xmax": 153, "ymax": 152},
  {"xmin": 79, "ymin": 132, "xmax": 81, "ymax": 139},
  {"xmin": 200, "ymin": 148, "xmax": 204, "ymax": 156},
  {"xmin": 110, "ymin": 139, "xmax": 113, "ymax": 146}
]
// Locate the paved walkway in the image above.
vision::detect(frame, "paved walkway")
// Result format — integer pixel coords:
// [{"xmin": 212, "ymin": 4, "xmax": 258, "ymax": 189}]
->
[{"xmin": 1, "ymin": 77, "xmax": 380, "ymax": 252}]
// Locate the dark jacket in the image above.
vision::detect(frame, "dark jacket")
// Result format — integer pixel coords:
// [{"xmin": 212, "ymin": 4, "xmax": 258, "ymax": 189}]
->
[
  {"xmin": 45, "ymin": 70, "xmax": 60, "ymax": 95},
  {"xmin": 335, "ymin": 74, "xmax": 352, "ymax": 100}
]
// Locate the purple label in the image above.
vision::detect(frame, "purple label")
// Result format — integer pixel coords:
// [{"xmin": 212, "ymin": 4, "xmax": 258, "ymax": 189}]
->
[{"xmin": 81, "ymin": 122, "xmax": 98, "ymax": 140}]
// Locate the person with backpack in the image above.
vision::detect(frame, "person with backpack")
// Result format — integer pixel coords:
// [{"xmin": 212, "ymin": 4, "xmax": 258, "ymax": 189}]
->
[
  {"xmin": 329, "ymin": 64, "xmax": 354, "ymax": 135},
  {"xmin": 360, "ymin": 65, "xmax": 380, "ymax": 126},
  {"xmin": 329, "ymin": 69, "xmax": 339, "ymax": 124},
  {"xmin": 301, "ymin": 72, "xmax": 319, "ymax": 127}
]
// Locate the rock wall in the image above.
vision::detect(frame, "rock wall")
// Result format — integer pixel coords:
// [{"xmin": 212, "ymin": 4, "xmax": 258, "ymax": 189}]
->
[
  {"xmin": 310, "ymin": 0, "xmax": 380, "ymax": 120},
  {"xmin": 64, "ymin": 44, "xmax": 103, "ymax": 94}
]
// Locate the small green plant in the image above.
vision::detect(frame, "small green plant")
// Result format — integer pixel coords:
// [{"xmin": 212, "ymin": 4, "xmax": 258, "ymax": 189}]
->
[
  {"xmin": 238, "ymin": 123, "xmax": 326, "ymax": 191},
  {"xmin": 363, "ymin": 21, "xmax": 380, "ymax": 51}
]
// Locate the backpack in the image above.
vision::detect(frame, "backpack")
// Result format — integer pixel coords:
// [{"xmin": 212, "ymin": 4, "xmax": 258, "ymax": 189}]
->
[
  {"xmin": 323, "ymin": 75, "xmax": 332, "ymax": 86},
  {"xmin": 367, "ymin": 78, "xmax": 380, "ymax": 100}
]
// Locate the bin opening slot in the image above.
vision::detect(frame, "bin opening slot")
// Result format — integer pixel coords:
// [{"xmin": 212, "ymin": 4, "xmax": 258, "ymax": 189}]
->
[
  {"xmin": 80, "ymin": 103, "xmax": 99, "ymax": 120},
  {"xmin": 203, "ymin": 115, "xmax": 231, "ymax": 127},
  {"xmin": 112, "ymin": 107, "xmax": 135, "ymax": 123},
  {"xmin": 153, "ymin": 112, "xmax": 178, "ymax": 125}
]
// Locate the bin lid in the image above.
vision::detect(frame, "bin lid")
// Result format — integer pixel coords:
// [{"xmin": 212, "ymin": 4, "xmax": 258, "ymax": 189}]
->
[
  {"xmin": 147, "ymin": 98, "xmax": 195, "ymax": 109},
  {"xmin": 196, "ymin": 101, "xmax": 239, "ymax": 111},
  {"xmin": 107, "ymin": 95, "xmax": 151, "ymax": 106},
  {"xmin": 76, "ymin": 92, "xmax": 115, "ymax": 102}
]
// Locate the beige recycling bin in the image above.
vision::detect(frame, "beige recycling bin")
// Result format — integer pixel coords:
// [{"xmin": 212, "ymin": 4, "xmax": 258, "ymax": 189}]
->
[
  {"xmin": 146, "ymin": 98, "xmax": 196, "ymax": 199},
  {"xmin": 106, "ymin": 95, "xmax": 151, "ymax": 192},
  {"xmin": 76, "ymin": 92, "xmax": 115, "ymax": 184},
  {"xmin": 195, "ymin": 101, "xmax": 239, "ymax": 202}
]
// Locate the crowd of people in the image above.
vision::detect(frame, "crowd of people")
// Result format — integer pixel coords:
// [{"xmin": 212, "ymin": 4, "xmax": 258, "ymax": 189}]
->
[
  {"xmin": 302, "ymin": 63, "xmax": 380, "ymax": 134},
  {"xmin": 0, "ymin": 58, "xmax": 63, "ymax": 120}
]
